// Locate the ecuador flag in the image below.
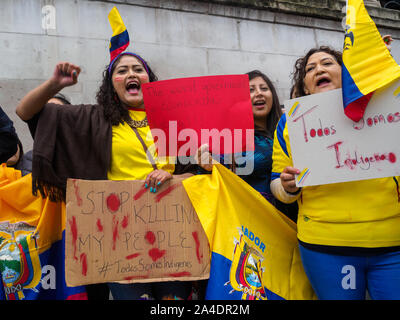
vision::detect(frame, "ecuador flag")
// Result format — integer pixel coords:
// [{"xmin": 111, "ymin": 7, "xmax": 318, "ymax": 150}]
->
[
  {"xmin": 182, "ymin": 164, "xmax": 316, "ymax": 300},
  {"xmin": 108, "ymin": 7, "xmax": 130, "ymax": 62},
  {"xmin": 0, "ymin": 165, "xmax": 87, "ymax": 300},
  {"xmin": 342, "ymin": 0, "xmax": 400, "ymax": 122}
]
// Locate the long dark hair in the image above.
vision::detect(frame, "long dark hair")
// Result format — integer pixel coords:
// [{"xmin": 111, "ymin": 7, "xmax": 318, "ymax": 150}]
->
[
  {"xmin": 291, "ymin": 46, "xmax": 342, "ymax": 98},
  {"xmin": 96, "ymin": 53, "xmax": 158, "ymax": 126},
  {"xmin": 246, "ymin": 70, "xmax": 282, "ymax": 138}
]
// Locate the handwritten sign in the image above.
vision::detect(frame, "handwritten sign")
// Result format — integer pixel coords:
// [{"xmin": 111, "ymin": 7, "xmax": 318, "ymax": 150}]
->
[
  {"xmin": 65, "ymin": 177, "xmax": 210, "ymax": 286},
  {"xmin": 142, "ymin": 75, "xmax": 254, "ymax": 157},
  {"xmin": 285, "ymin": 79, "xmax": 400, "ymax": 187}
]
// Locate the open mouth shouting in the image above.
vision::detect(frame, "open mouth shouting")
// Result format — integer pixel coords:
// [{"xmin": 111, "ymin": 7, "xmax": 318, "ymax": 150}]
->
[
  {"xmin": 111, "ymin": 55, "xmax": 150, "ymax": 109},
  {"xmin": 253, "ymin": 100, "xmax": 266, "ymax": 109},
  {"xmin": 316, "ymin": 76, "xmax": 332, "ymax": 89},
  {"xmin": 126, "ymin": 80, "xmax": 140, "ymax": 95},
  {"xmin": 303, "ymin": 52, "xmax": 342, "ymax": 95}
]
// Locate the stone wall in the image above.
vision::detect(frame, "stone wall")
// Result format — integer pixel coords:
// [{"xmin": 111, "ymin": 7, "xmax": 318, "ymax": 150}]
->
[{"xmin": 1, "ymin": 0, "xmax": 399, "ymax": 150}]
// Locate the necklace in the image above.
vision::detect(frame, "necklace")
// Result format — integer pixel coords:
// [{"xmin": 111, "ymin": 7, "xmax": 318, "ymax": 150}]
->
[{"xmin": 127, "ymin": 116, "xmax": 148, "ymax": 128}]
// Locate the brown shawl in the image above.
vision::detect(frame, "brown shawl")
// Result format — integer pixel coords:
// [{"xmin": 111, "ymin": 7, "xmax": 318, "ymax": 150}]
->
[
  {"xmin": 32, "ymin": 103, "xmax": 112, "ymax": 202},
  {"xmin": 31, "ymin": 103, "xmax": 199, "ymax": 202}
]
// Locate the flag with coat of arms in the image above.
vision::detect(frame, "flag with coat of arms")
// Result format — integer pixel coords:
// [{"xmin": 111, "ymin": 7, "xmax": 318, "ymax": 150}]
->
[
  {"xmin": 342, "ymin": 0, "xmax": 400, "ymax": 121},
  {"xmin": 0, "ymin": 165, "xmax": 87, "ymax": 300},
  {"xmin": 182, "ymin": 164, "xmax": 316, "ymax": 300}
]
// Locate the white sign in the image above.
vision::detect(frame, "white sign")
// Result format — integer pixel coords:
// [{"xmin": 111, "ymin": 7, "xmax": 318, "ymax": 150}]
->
[{"xmin": 285, "ymin": 79, "xmax": 400, "ymax": 187}]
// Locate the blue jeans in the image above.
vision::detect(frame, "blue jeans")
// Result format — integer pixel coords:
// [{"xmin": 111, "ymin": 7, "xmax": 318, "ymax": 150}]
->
[{"xmin": 299, "ymin": 243, "xmax": 400, "ymax": 300}]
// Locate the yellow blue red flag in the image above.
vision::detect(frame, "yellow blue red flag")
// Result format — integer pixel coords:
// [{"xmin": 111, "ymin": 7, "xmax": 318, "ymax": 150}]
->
[
  {"xmin": 108, "ymin": 7, "xmax": 130, "ymax": 62},
  {"xmin": 342, "ymin": 0, "xmax": 400, "ymax": 122},
  {"xmin": 0, "ymin": 165, "xmax": 87, "ymax": 300},
  {"xmin": 182, "ymin": 164, "xmax": 316, "ymax": 300}
]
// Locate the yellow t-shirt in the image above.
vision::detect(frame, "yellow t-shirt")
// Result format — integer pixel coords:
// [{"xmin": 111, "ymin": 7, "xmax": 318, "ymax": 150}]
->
[
  {"xmin": 272, "ymin": 113, "xmax": 400, "ymax": 248},
  {"xmin": 107, "ymin": 109, "xmax": 174, "ymax": 181}
]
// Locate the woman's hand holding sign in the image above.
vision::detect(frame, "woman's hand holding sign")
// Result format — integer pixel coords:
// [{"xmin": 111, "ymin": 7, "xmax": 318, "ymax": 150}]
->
[{"xmin": 280, "ymin": 166, "xmax": 301, "ymax": 194}]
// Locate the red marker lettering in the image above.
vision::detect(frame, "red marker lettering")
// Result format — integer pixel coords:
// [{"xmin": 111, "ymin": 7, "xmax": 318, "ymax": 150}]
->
[
  {"xmin": 155, "ymin": 184, "xmax": 180, "ymax": 202},
  {"xmin": 166, "ymin": 272, "xmax": 191, "ymax": 278},
  {"xmin": 80, "ymin": 253, "xmax": 88, "ymax": 276},
  {"xmin": 73, "ymin": 180, "xmax": 82, "ymax": 207},
  {"xmin": 328, "ymin": 141, "xmax": 396, "ymax": 170},
  {"xmin": 133, "ymin": 184, "xmax": 147, "ymax": 201},
  {"xmin": 148, "ymin": 248, "xmax": 166, "ymax": 262},
  {"xmin": 112, "ymin": 216, "xmax": 119, "ymax": 250},
  {"xmin": 96, "ymin": 219, "xmax": 103, "ymax": 232},
  {"xmin": 107, "ymin": 193, "xmax": 120, "ymax": 213},
  {"xmin": 327, "ymin": 141, "xmax": 344, "ymax": 169},
  {"xmin": 192, "ymin": 231, "xmax": 203, "ymax": 264},
  {"xmin": 126, "ymin": 253, "xmax": 141, "ymax": 260},
  {"xmin": 292, "ymin": 105, "xmax": 318, "ymax": 143},
  {"xmin": 69, "ymin": 216, "xmax": 78, "ymax": 261},
  {"xmin": 145, "ymin": 231, "xmax": 156, "ymax": 245},
  {"xmin": 122, "ymin": 215, "xmax": 129, "ymax": 229}
]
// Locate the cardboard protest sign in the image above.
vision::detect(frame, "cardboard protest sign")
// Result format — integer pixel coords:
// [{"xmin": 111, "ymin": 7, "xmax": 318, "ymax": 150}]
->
[
  {"xmin": 65, "ymin": 177, "xmax": 210, "ymax": 286},
  {"xmin": 285, "ymin": 79, "xmax": 400, "ymax": 187},
  {"xmin": 142, "ymin": 75, "xmax": 254, "ymax": 157}
]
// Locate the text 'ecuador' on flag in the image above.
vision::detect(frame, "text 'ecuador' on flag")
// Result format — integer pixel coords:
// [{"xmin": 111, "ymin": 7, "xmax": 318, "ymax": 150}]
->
[
  {"xmin": 342, "ymin": 0, "xmax": 400, "ymax": 122},
  {"xmin": 0, "ymin": 165, "xmax": 87, "ymax": 300},
  {"xmin": 108, "ymin": 7, "xmax": 129, "ymax": 62},
  {"xmin": 182, "ymin": 164, "xmax": 316, "ymax": 300}
]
